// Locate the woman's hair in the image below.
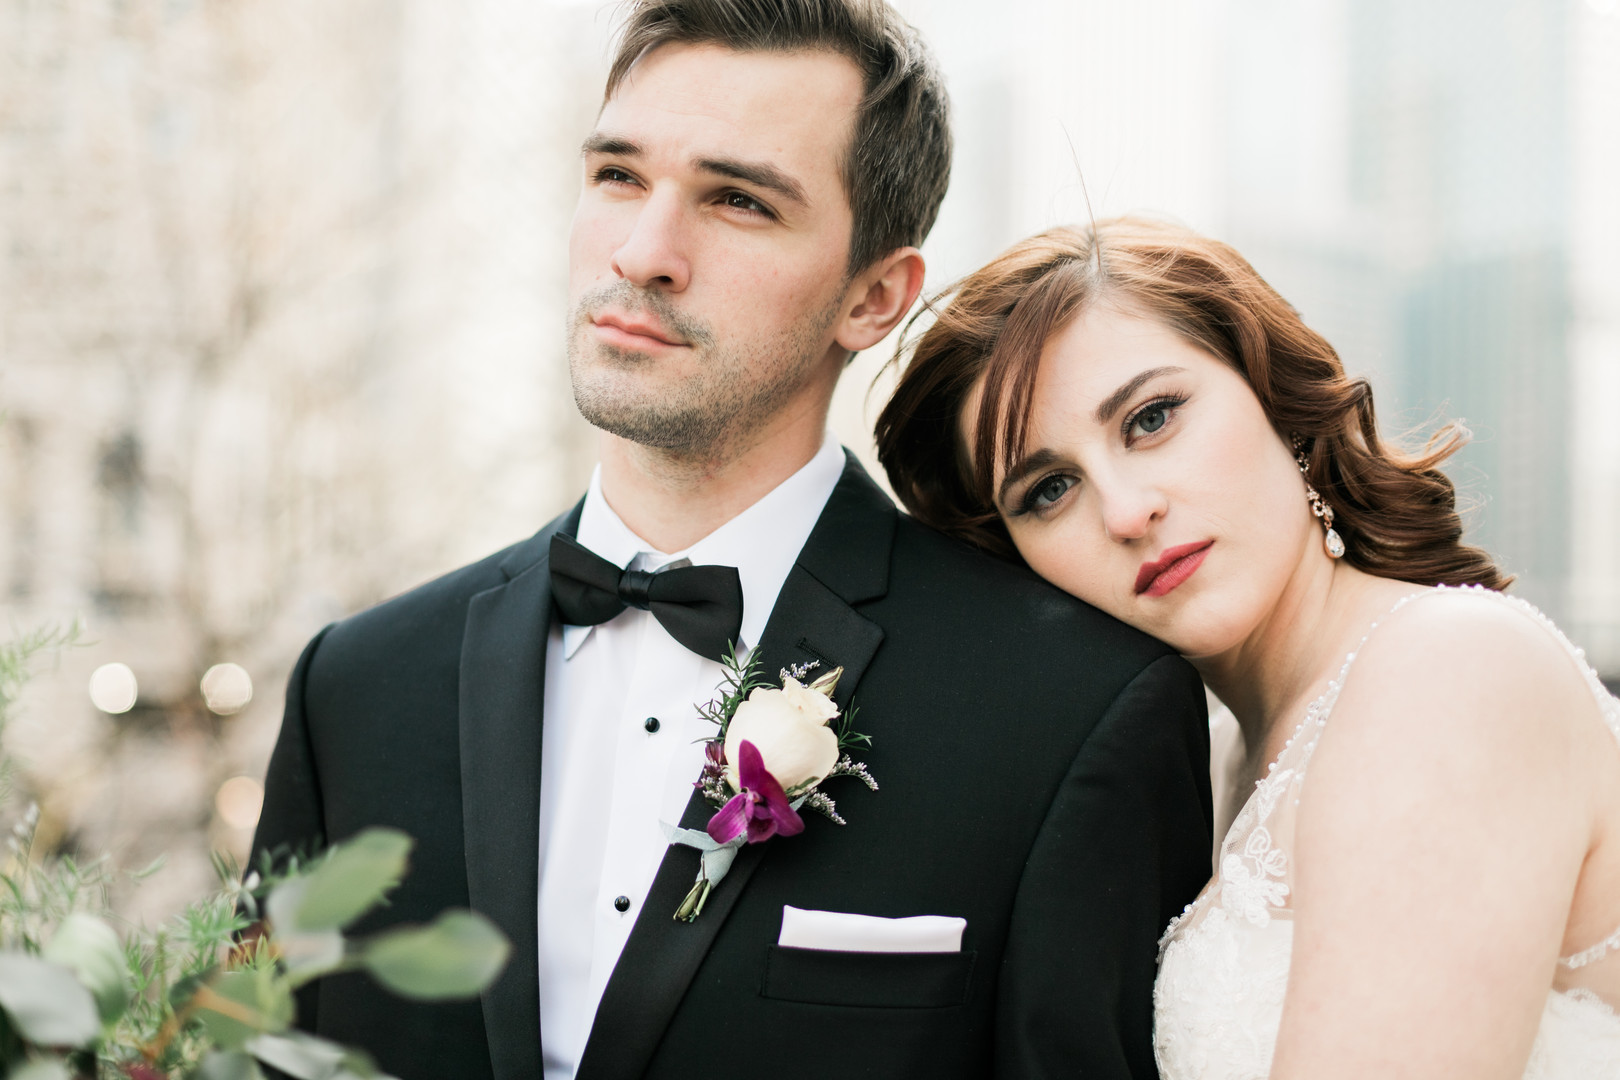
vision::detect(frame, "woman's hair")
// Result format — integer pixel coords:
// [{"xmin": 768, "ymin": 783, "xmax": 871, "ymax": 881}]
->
[{"xmin": 875, "ymin": 216, "xmax": 1510, "ymax": 589}]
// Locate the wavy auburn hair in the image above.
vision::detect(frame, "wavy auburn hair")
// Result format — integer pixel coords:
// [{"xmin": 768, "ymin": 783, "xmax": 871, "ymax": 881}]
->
[{"xmin": 875, "ymin": 216, "xmax": 1510, "ymax": 589}]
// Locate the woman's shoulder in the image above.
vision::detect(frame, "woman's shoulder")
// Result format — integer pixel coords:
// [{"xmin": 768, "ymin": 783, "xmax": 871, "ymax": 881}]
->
[
  {"xmin": 1315, "ymin": 585, "xmax": 1605, "ymax": 796},
  {"xmin": 1351, "ymin": 585, "xmax": 1595, "ymax": 705}
]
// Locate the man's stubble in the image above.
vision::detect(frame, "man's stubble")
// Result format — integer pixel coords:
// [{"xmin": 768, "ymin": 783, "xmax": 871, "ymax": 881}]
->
[{"xmin": 567, "ymin": 280, "xmax": 843, "ymax": 462}]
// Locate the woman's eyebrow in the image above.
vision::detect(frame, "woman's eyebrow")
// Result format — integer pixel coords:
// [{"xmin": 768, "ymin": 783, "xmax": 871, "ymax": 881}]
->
[{"xmin": 1093, "ymin": 365, "xmax": 1186, "ymax": 424}]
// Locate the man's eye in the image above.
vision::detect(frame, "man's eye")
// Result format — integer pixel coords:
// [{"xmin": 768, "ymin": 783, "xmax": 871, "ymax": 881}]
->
[
  {"xmin": 594, "ymin": 166, "xmax": 637, "ymax": 185},
  {"xmin": 722, "ymin": 191, "xmax": 771, "ymax": 217}
]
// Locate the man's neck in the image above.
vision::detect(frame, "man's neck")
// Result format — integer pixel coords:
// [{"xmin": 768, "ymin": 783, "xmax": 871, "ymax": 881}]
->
[{"xmin": 596, "ymin": 406, "xmax": 831, "ymax": 554}]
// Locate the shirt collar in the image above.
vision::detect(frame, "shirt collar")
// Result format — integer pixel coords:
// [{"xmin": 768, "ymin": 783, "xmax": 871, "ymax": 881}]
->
[{"xmin": 560, "ymin": 433, "xmax": 845, "ymax": 660}]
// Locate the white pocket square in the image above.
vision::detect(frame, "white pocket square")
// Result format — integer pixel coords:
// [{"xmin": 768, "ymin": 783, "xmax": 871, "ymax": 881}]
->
[{"xmin": 777, "ymin": 905, "xmax": 966, "ymax": 953}]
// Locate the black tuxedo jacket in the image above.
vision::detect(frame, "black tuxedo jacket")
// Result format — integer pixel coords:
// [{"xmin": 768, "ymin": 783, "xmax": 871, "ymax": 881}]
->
[{"xmin": 254, "ymin": 453, "xmax": 1212, "ymax": 1079}]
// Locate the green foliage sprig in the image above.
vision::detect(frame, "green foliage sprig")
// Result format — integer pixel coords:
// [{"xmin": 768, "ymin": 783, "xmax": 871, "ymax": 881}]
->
[{"xmin": 0, "ymin": 630, "xmax": 511, "ymax": 1079}]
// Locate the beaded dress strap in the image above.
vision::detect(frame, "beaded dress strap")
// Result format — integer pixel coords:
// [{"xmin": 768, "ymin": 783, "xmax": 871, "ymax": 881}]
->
[{"xmin": 1418, "ymin": 587, "xmax": 1620, "ymax": 971}]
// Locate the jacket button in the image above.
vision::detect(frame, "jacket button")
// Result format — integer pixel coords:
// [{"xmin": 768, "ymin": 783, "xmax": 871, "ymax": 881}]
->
[
  {"xmin": 613, "ymin": 895, "xmax": 630, "ymax": 912},
  {"xmin": 643, "ymin": 716, "xmax": 660, "ymax": 733}
]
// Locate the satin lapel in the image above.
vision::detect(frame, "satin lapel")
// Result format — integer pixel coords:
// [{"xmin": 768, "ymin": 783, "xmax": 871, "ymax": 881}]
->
[
  {"xmin": 460, "ymin": 505, "xmax": 579, "ymax": 1080},
  {"xmin": 575, "ymin": 455, "xmax": 894, "ymax": 1080}
]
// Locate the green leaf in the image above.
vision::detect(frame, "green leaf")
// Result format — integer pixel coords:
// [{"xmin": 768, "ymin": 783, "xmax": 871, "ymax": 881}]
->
[
  {"xmin": 277, "ymin": 926, "xmax": 345, "ymax": 987},
  {"xmin": 0, "ymin": 952, "xmax": 101, "ymax": 1048},
  {"xmin": 199, "ymin": 1049, "xmax": 268, "ymax": 1080},
  {"xmin": 9, "ymin": 1057, "xmax": 72, "ymax": 1080},
  {"xmin": 360, "ymin": 911, "xmax": 509, "ymax": 1001},
  {"xmin": 169, "ymin": 966, "xmax": 216, "ymax": 1011},
  {"xmin": 249, "ymin": 1030, "xmax": 394, "ymax": 1080},
  {"xmin": 193, "ymin": 968, "xmax": 293, "ymax": 1050},
  {"xmin": 267, "ymin": 829, "xmax": 412, "ymax": 935},
  {"xmin": 43, "ymin": 912, "xmax": 129, "ymax": 1023}
]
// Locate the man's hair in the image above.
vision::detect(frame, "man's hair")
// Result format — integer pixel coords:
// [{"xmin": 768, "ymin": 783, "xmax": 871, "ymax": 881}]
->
[{"xmin": 606, "ymin": 0, "xmax": 953, "ymax": 276}]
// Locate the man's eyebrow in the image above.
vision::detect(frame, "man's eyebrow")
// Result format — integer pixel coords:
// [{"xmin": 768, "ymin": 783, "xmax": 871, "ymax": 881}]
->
[
  {"xmin": 997, "ymin": 448, "xmax": 1061, "ymax": 509},
  {"xmin": 1093, "ymin": 366, "xmax": 1186, "ymax": 425},
  {"xmin": 582, "ymin": 132, "xmax": 641, "ymax": 157},
  {"xmin": 695, "ymin": 156, "xmax": 809, "ymax": 207}
]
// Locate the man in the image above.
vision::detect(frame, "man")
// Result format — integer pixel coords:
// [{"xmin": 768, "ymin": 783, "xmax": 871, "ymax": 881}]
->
[{"xmin": 254, "ymin": 2, "xmax": 1212, "ymax": 1077}]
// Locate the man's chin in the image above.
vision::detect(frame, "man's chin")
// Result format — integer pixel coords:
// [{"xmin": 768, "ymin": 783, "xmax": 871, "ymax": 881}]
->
[{"xmin": 572, "ymin": 386, "xmax": 717, "ymax": 452}]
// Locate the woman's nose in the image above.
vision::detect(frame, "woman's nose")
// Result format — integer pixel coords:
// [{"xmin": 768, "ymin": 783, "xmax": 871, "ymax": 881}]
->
[
  {"xmin": 1098, "ymin": 478, "xmax": 1167, "ymax": 543},
  {"xmin": 609, "ymin": 191, "xmax": 691, "ymax": 292}
]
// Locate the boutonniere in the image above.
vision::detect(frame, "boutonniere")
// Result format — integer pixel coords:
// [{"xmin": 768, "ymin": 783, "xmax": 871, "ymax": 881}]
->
[{"xmin": 664, "ymin": 649, "xmax": 876, "ymax": 922}]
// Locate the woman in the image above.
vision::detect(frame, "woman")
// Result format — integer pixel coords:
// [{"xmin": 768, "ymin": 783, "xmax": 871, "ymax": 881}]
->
[{"xmin": 876, "ymin": 217, "xmax": 1620, "ymax": 1079}]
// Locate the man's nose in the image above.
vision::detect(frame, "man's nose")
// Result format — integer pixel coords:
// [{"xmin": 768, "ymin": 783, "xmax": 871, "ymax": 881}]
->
[{"xmin": 609, "ymin": 191, "xmax": 691, "ymax": 292}]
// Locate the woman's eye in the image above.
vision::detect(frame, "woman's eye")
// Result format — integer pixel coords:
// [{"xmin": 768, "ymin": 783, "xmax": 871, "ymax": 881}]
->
[
  {"xmin": 1029, "ymin": 474, "xmax": 1075, "ymax": 510},
  {"xmin": 1125, "ymin": 395, "xmax": 1185, "ymax": 441},
  {"xmin": 1133, "ymin": 405, "xmax": 1168, "ymax": 435}
]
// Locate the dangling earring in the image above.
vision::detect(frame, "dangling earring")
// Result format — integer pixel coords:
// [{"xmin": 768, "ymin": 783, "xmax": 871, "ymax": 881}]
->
[{"xmin": 1292, "ymin": 435, "xmax": 1346, "ymax": 559}]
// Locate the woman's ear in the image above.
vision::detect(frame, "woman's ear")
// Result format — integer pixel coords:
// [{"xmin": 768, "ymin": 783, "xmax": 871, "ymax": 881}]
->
[{"xmin": 835, "ymin": 247, "xmax": 926, "ymax": 354}]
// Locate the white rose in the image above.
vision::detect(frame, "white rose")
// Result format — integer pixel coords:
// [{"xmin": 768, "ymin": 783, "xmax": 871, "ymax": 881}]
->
[{"xmin": 724, "ymin": 676, "xmax": 839, "ymax": 793}]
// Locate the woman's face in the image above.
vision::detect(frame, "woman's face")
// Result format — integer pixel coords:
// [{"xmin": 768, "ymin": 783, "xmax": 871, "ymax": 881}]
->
[{"xmin": 974, "ymin": 301, "xmax": 1321, "ymax": 659}]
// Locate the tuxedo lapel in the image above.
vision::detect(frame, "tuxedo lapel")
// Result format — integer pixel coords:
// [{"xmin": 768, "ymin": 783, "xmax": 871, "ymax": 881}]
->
[
  {"xmin": 576, "ymin": 455, "xmax": 895, "ymax": 1079},
  {"xmin": 459, "ymin": 504, "xmax": 580, "ymax": 1080}
]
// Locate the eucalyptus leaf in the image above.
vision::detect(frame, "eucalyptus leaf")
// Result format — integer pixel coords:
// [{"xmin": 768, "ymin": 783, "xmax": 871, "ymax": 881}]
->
[
  {"xmin": 193, "ymin": 968, "xmax": 293, "ymax": 1050},
  {"xmin": 199, "ymin": 1049, "xmax": 267, "ymax": 1080},
  {"xmin": 267, "ymin": 829, "xmax": 412, "ymax": 935},
  {"xmin": 249, "ymin": 1030, "xmax": 394, "ymax": 1079},
  {"xmin": 0, "ymin": 952, "xmax": 100, "ymax": 1048},
  {"xmin": 8, "ymin": 1058, "xmax": 72, "ymax": 1080},
  {"xmin": 277, "ymin": 926, "xmax": 345, "ymax": 986},
  {"xmin": 43, "ymin": 912, "xmax": 129, "ymax": 1023},
  {"xmin": 360, "ymin": 911, "xmax": 509, "ymax": 1001}
]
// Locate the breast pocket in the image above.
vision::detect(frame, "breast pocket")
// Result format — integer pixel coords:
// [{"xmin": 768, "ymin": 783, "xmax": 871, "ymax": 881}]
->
[{"xmin": 759, "ymin": 945, "xmax": 976, "ymax": 1009}]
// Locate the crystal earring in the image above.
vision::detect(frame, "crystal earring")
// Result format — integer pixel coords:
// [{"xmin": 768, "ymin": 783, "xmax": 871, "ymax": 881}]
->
[{"xmin": 1292, "ymin": 435, "xmax": 1345, "ymax": 559}]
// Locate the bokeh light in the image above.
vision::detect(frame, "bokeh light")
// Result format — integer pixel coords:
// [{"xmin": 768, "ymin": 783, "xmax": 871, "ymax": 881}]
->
[
  {"xmin": 215, "ymin": 776, "xmax": 264, "ymax": 830},
  {"xmin": 88, "ymin": 663, "xmax": 139, "ymax": 715},
  {"xmin": 200, "ymin": 663, "xmax": 254, "ymax": 716}
]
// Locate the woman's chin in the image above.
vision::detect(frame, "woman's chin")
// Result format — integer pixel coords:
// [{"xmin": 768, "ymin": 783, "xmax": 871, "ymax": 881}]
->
[{"xmin": 1120, "ymin": 595, "xmax": 1254, "ymax": 661}]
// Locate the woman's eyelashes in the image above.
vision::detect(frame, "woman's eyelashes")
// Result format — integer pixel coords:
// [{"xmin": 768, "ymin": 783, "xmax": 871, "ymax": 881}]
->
[
  {"xmin": 1014, "ymin": 473, "xmax": 1077, "ymax": 517},
  {"xmin": 1123, "ymin": 393, "xmax": 1188, "ymax": 444}
]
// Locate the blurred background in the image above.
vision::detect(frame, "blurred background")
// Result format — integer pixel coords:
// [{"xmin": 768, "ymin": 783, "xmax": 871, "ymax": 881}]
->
[{"xmin": 1, "ymin": 0, "xmax": 1616, "ymax": 922}]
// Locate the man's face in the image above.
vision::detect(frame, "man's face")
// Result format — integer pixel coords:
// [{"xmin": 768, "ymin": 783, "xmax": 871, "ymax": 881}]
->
[{"xmin": 567, "ymin": 44, "xmax": 864, "ymax": 455}]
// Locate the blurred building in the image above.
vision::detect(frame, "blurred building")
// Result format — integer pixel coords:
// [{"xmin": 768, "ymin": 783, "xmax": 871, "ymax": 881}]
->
[
  {"xmin": 1221, "ymin": 0, "xmax": 1620, "ymax": 672},
  {"xmin": 0, "ymin": 0, "xmax": 603, "ymax": 920},
  {"xmin": 1, "ymin": 0, "xmax": 1615, "ymax": 923}
]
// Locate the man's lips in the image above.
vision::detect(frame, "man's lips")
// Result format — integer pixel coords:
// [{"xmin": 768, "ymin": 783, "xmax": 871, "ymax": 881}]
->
[
  {"xmin": 1135, "ymin": 541, "xmax": 1214, "ymax": 597},
  {"xmin": 591, "ymin": 312, "xmax": 686, "ymax": 349}
]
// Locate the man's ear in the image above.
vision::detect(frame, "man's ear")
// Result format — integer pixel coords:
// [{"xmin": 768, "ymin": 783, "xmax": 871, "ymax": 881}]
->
[{"xmin": 834, "ymin": 247, "xmax": 926, "ymax": 354}]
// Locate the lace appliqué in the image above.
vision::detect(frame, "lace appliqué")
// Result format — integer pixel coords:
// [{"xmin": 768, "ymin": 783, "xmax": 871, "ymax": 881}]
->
[{"xmin": 1220, "ymin": 827, "xmax": 1290, "ymax": 927}]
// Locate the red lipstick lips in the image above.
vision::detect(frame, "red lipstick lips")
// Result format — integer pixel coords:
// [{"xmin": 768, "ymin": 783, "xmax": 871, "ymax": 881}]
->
[{"xmin": 1135, "ymin": 541, "xmax": 1214, "ymax": 598}]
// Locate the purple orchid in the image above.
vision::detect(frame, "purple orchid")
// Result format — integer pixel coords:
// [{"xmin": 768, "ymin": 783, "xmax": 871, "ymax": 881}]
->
[{"xmin": 706, "ymin": 739, "xmax": 805, "ymax": 845}]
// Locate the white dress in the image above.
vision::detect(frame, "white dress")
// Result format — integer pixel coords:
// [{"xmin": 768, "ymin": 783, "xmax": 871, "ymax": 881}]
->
[{"xmin": 1153, "ymin": 586, "xmax": 1620, "ymax": 1079}]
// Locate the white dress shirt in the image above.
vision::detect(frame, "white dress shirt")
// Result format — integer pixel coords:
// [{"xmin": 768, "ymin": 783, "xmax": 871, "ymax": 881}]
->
[{"xmin": 536, "ymin": 434, "xmax": 845, "ymax": 1080}]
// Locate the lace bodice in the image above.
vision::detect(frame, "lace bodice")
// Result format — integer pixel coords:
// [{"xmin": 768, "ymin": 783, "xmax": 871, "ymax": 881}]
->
[{"xmin": 1154, "ymin": 586, "xmax": 1620, "ymax": 1079}]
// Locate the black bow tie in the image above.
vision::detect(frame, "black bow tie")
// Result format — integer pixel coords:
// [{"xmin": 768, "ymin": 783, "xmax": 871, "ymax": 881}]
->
[{"xmin": 548, "ymin": 533, "xmax": 744, "ymax": 662}]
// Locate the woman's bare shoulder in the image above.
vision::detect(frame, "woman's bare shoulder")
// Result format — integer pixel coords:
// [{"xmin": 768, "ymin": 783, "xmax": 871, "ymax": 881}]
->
[
  {"xmin": 1312, "ymin": 586, "xmax": 1599, "ymax": 811},
  {"xmin": 1349, "ymin": 586, "xmax": 1590, "ymax": 710}
]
